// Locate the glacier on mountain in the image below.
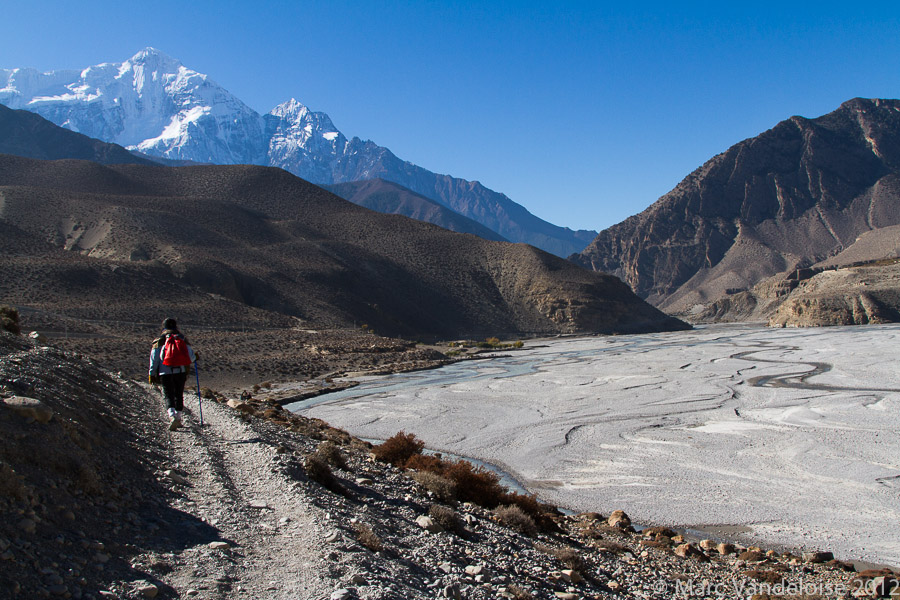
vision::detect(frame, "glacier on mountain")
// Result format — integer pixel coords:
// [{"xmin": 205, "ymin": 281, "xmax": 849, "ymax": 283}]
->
[{"xmin": 0, "ymin": 48, "xmax": 597, "ymax": 256}]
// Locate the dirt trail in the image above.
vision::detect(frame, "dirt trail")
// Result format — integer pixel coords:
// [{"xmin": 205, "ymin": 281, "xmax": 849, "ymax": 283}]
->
[{"xmin": 147, "ymin": 390, "xmax": 332, "ymax": 599}]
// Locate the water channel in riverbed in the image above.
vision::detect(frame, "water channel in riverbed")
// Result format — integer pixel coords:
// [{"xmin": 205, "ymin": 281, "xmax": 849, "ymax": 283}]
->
[{"xmin": 286, "ymin": 323, "xmax": 900, "ymax": 565}]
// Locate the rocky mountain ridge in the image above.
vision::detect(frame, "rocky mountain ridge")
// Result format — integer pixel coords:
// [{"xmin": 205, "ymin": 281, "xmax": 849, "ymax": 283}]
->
[
  {"xmin": 574, "ymin": 98, "xmax": 900, "ymax": 322},
  {"xmin": 0, "ymin": 48, "xmax": 595, "ymax": 256}
]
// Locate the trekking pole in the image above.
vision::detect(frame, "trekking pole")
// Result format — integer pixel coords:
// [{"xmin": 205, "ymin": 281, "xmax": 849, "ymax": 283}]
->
[{"xmin": 194, "ymin": 360, "xmax": 204, "ymax": 426}]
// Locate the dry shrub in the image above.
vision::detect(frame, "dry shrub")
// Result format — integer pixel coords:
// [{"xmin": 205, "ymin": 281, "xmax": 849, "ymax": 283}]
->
[
  {"xmin": 494, "ymin": 504, "xmax": 537, "ymax": 537},
  {"xmin": 0, "ymin": 305, "xmax": 20, "ymax": 335},
  {"xmin": 354, "ymin": 523, "xmax": 383, "ymax": 552},
  {"xmin": 304, "ymin": 454, "xmax": 344, "ymax": 494},
  {"xmin": 444, "ymin": 460, "xmax": 504, "ymax": 507},
  {"xmin": 501, "ymin": 492, "xmax": 560, "ymax": 533},
  {"xmin": 594, "ymin": 540, "xmax": 631, "ymax": 554},
  {"xmin": 507, "ymin": 584, "xmax": 534, "ymax": 599},
  {"xmin": 535, "ymin": 543, "xmax": 585, "ymax": 571},
  {"xmin": 324, "ymin": 427, "xmax": 352, "ymax": 445},
  {"xmin": 412, "ymin": 470, "xmax": 457, "ymax": 503},
  {"xmin": 428, "ymin": 504, "xmax": 462, "ymax": 534},
  {"xmin": 200, "ymin": 387, "xmax": 216, "ymax": 399},
  {"xmin": 372, "ymin": 431, "xmax": 424, "ymax": 466},
  {"xmin": 315, "ymin": 440, "xmax": 349, "ymax": 471},
  {"xmin": 404, "ymin": 452, "xmax": 445, "ymax": 472}
]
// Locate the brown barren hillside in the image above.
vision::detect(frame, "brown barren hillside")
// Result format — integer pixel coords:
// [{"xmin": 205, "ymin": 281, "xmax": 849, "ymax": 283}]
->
[
  {"xmin": 0, "ymin": 155, "xmax": 686, "ymax": 348},
  {"xmin": 574, "ymin": 98, "xmax": 900, "ymax": 321}
]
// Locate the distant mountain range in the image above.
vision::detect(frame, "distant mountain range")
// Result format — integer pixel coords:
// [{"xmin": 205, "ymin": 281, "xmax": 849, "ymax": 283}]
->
[
  {"xmin": 0, "ymin": 48, "xmax": 596, "ymax": 256},
  {"xmin": 574, "ymin": 98, "xmax": 900, "ymax": 323},
  {"xmin": 0, "ymin": 104, "xmax": 686, "ymax": 338},
  {"xmin": 325, "ymin": 179, "xmax": 508, "ymax": 242}
]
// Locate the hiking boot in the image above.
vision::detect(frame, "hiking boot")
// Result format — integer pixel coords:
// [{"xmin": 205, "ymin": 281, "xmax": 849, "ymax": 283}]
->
[{"xmin": 168, "ymin": 417, "xmax": 181, "ymax": 431}]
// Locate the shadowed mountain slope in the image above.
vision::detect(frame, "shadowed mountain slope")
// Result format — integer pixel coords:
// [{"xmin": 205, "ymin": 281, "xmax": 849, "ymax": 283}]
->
[
  {"xmin": 573, "ymin": 98, "xmax": 900, "ymax": 317},
  {"xmin": 0, "ymin": 103, "xmax": 156, "ymax": 165},
  {"xmin": 325, "ymin": 178, "xmax": 507, "ymax": 242},
  {"xmin": 0, "ymin": 155, "xmax": 686, "ymax": 338}
]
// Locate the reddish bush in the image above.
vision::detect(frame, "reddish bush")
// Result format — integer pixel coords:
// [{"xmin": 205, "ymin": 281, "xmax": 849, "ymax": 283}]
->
[
  {"xmin": 403, "ymin": 452, "xmax": 446, "ymax": 473},
  {"xmin": 372, "ymin": 431, "xmax": 425, "ymax": 466},
  {"xmin": 444, "ymin": 459, "xmax": 504, "ymax": 507}
]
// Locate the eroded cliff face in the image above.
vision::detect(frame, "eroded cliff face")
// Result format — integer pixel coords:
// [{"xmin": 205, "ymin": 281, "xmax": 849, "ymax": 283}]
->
[
  {"xmin": 768, "ymin": 260, "xmax": 900, "ymax": 327},
  {"xmin": 575, "ymin": 98, "xmax": 900, "ymax": 315}
]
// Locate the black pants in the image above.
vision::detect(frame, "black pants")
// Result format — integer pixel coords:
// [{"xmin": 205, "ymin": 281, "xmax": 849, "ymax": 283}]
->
[{"xmin": 160, "ymin": 371, "xmax": 188, "ymax": 412}]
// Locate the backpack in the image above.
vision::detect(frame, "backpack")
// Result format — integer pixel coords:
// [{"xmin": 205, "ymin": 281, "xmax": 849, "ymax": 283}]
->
[{"xmin": 161, "ymin": 334, "xmax": 192, "ymax": 367}]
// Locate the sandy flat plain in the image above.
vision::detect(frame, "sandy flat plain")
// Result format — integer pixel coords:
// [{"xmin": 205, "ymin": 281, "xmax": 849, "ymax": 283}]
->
[{"xmin": 294, "ymin": 324, "xmax": 900, "ymax": 565}]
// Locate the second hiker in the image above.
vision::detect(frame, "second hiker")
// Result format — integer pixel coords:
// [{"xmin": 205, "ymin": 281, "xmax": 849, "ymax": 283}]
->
[{"xmin": 149, "ymin": 317, "xmax": 197, "ymax": 430}]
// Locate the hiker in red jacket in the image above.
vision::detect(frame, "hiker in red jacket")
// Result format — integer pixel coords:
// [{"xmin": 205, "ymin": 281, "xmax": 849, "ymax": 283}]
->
[{"xmin": 149, "ymin": 318, "xmax": 197, "ymax": 430}]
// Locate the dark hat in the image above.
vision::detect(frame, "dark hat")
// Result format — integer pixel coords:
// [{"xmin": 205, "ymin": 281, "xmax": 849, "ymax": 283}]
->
[{"xmin": 162, "ymin": 317, "xmax": 178, "ymax": 330}]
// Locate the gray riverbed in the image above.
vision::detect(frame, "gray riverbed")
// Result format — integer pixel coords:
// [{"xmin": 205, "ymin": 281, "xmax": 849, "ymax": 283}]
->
[{"xmin": 289, "ymin": 324, "xmax": 900, "ymax": 565}]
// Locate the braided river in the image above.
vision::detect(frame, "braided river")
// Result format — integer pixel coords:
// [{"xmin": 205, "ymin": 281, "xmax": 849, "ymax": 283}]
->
[{"xmin": 289, "ymin": 324, "xmax": 900, "ymax": 565}]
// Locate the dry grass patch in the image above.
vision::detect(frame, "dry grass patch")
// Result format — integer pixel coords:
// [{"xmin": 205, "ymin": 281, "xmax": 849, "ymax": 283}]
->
[
  {"xmin": 506, "ymin": 583, "xmax": 534, "ymax": 599},
  {"xmin": 353, "ymin": 523, "xmax": 383, "ymax": 552},
  {"xmin": 594, "ymin": 540, "xmax": 632, "ymax": 555},
  {"xmin": 428, "ymin": 504, "xmax": 463, "ymax": 534},
  {"xmin": 534, "ymin": 543, "xmax": 585, "ymax": 571},
  {"xmin": 314, "ymin": 440, "xmax": 349, "ymax": 471},
  {"xmin": 304, "ymin": 454, "xmax": 345, "ymax": 495},
  {"xmin": 494, "ymin": 504, "xmax": 537, "ymax": 537},
  {"xmin": 412, "ymin": 471, "xmax": 457, "ymax": 504}
]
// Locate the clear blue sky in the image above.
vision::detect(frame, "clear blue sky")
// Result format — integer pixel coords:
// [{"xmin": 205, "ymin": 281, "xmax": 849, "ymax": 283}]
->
[{"xmin": 4, "ymin": 1, "xmax": 900, "ymax": 231}]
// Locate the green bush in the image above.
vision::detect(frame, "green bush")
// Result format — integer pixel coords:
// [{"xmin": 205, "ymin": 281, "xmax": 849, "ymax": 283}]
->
[{"xmin": 0, "ymin": 305, "xmax": 20, "ymax": 335}]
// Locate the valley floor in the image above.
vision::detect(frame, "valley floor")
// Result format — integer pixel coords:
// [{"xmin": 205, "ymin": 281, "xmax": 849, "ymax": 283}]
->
[
  {"xmin": 299, "ymin": 323, "xmax": 900, "ymax": 567},
  {"xmin": 3, "ymin": 328, "xmax": 887, "ymax": 599}
]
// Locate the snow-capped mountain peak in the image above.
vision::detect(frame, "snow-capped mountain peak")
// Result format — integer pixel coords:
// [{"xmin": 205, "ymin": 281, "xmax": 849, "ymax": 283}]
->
[
  {"xmin": 0, "ymin": 49, "xmax": 597, "ymax": 256},
  {"xmin": 268, "ymin": 97, "xmax": 308, "ymax": 120}
]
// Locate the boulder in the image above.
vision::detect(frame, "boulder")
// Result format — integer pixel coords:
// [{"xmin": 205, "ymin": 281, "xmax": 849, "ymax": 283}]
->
[
  {"xmin": 607, "ymin": 510, "xmax": 631, "ymax": 529},
  {"xmin": 717, "ymin": 543, "xmax": 736, "ymax": 555},
  {"xmin": 643, "ymin": 526, "xmax": 677, "ymax": 538},
  {"xmin": 561, "ymin": 569, "xmax": 583, "ymax": 584},
  {"xmin": 415, "ymin": 515, "xmax": 444, "ymax": 534},
  {"xmin": 802, "ymin": 550, "xmax": 834, "ymax": 564},
  {"xmin": 3, "ymin": 396, "xmax": 53, "ymax": 423},
  {"xmin": 738, "ymin": 550, "xmax": 766, "ymax": 562},
  {"xmin": 136, "ymin": 583, "xmax": 159, "ymax": 598}
]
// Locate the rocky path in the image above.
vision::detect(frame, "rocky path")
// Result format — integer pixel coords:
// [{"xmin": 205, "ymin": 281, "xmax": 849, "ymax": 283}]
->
[{"xmin": 141, "ymin": 392, "xmax": 332, "ymax": 599}]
